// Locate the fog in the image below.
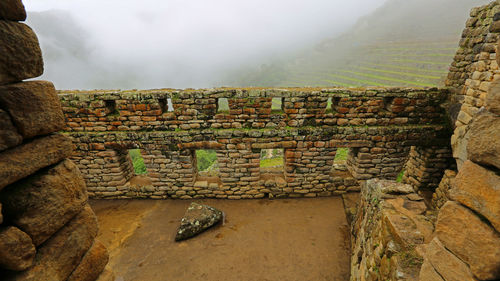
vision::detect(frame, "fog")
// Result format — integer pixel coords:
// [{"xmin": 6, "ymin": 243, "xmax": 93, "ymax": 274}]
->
[{"xmin": 23, "ymin": 0, "xmax": 387, "ymax": 90}]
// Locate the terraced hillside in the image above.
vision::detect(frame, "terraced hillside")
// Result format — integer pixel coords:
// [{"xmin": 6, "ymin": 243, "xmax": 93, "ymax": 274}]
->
[{"xmin": 233, "ymin": 0, "xmax": 490, "ymax": 88}]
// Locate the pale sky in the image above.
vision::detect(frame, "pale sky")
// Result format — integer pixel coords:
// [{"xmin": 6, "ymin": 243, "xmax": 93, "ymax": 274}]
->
[{"xmin": 23, "ymin": 0, "xmax": 388, "ymax": 89}]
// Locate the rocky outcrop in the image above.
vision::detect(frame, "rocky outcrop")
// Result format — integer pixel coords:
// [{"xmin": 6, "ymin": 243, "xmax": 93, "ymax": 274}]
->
[
  {"xmin": 0, "ymin": 21, "xmax": 42, "ymax": 85},
  {"xmin": 0, "ymin": 226, "xmax": 35, "ymax": 271},
  {"xmin": 67, "ymin": 240, "xmax": 110, "ymax": 281},
  {"xmin": 175, "ymin": 202, "xmax": 223, "ymax": 241},
  {"xmin": 0, "ymin": 159, "xmax": 88, "ymax": 246},
  {"xmin": 0, "ymin": 1, "xmax": 111, "ymax": 280},
  {"xmin": 0, "ymin": 81, "xmax": 65, "ymax": 139}
]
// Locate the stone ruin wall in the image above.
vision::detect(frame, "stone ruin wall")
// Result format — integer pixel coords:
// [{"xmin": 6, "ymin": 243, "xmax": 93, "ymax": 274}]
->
[
  {"xmin": 0, "ymin": 1, "xmax": 112, "ymax": 280},
  {"xmin": 351, "ymin": 1, "xmax": 500, "ymax": 280},
  {"xmin": 58, "ymin": 88, "xmax": 453, "ymax": 199}
]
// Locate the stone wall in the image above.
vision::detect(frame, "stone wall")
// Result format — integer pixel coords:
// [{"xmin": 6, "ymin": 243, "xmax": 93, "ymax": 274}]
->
[
  {"xmin": 58, "ymin": 88, "xmax": 452, "ymax": 199},
  {"xmin": 0, "ymin": 1, "xmax": 111, "ymax": 280},
  {"xmin": 446, "ymin": 0, "xmax": 500, "ymax": 168},
  {"xmin": 416, "ymin": 1, "xmax": 500, "ymax": 280},
  {"xmin": 401, "ymin": 146, "xmax": 455, "ymax": 190},
  {"xmin": 350, "ymin": 179, "xmax": 433, "ymax": 281}
]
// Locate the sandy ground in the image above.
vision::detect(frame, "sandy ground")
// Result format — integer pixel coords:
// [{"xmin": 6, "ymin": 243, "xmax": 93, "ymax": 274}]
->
[{"xmin": 90, "ymin": 198, "xmax": 351, "ymax": 281}]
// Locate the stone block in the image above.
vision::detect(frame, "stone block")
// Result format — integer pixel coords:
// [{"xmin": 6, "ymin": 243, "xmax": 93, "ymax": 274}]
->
[
  {"xmin": 0, "ymin": 0, "xmax": 26, "ymax": 21},
  {"xmin": 4, "ymin": 205, "xmax": 98, "ymax": 281},
  {"xmin": 467, "ymin": 112, "xmax": 500, "ymax": 170},
  {"xmin": 436, "ymin": 201, "xmax": 500, "ymax": 280},
  {"xmin": 0, "ymin": 134, "xmax": 73, "ymax": 190},
  {"xmin": 424, "ymin": 237, "xmax": 475, "ymax": 281},
  {"xmin": 450, "ymin": 160, "xmax": 500, "ymax": 232},
  {"xmin": 0, "ymin": 21, "xmax": 43, "ymax": 85},
  {"xmin": 0, "ymin": 159, "xmax": 87, "ymax": 246},
  {"xmin": 67, "ymin": 240, "xmax": 109, "ymax": 281},
  {"xmin": 0, "ymin": 109, "xmax": 22, "ymax": 152},
  {"xmin": 0, "ymin": 226, "xmax": 35, "ymax": 271},
  {"xmin": 487, "ymin": 80, "xmax": 500, "ymax": 115},
  {"xmin": 419, "ymin": 259, "xmax": 445, "ymax": 281},
  {"xmin": 0, "ymin": 81, "xmax": 65, "ymax": 138}
]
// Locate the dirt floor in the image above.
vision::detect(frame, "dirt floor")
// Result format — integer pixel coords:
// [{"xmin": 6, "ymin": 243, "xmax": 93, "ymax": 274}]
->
[{"xmin": 90, "ymin": 197, "xmax": 351, "ymax": 281}]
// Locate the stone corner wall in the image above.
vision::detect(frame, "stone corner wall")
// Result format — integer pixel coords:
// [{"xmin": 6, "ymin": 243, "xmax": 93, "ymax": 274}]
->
[
  {"xmin": 0, "ymin": 1, "xmax": 112, "ymax": 280},
  {"xmin": 350, "ymin": 179, "xmax": 433, "ymax": 281},
  {"xmin": 416, "ymin": 1, "xmax": 500, "ymax": 280}
]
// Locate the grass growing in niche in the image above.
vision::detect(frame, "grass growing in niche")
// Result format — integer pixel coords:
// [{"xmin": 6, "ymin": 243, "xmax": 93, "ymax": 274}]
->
[{"xmin": 129, "ymin": 149, "xmax": 147, "ymax": 175}]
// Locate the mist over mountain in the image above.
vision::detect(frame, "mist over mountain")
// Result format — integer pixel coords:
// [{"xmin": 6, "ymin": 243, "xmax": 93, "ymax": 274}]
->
[
  {"xmin": 24, "ymin": 0, "xmax": 387, "ymax": 90},
  {"xmin": 229, "ymin": 0, "xmax": 491, "ymax": 87}
]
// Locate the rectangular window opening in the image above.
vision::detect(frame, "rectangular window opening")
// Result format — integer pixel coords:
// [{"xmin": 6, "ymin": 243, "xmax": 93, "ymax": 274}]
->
[
  {"xmin": 217, "ymin": 98, "xmax": 229, "ymax": 113},
  {"xmin": 104, "ymin": 100, "xmax": 118, "ymax": 116},
  {"xmin": 159, "ymin": 98, "xmax": 174, "ymax": 112},
  {"xmin": 128, "ymin": 149, "xmax": 148, "ymax": 175},
  {"xmin": 271, "ymin": 97, "xmax": 283, "ymax": 113},
  {"xmin": 326, "ymin": 97, "xmax": 333, "ymax": 112},
  {"xmin": 260, "ymin": 148, "xmax": 284, "ymax": 173},
  {"xmin": 334, "ymin": 148, "xmax": 349, "ymax": 163},
  {"xmin": 195, "ymin": 149, "xmax": 220, "ymax": 177}
]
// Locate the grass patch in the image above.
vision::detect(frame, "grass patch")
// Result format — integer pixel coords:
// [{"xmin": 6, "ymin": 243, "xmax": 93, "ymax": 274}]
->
[
  {"xmin": 356, "ymin": 67, "xmax": 441, "ymax": 79},
  {"xmin": 196, "ymin": 149, "xmax": 218, "ymax": 172},
  {"xmin": 396, "ymin": 169, "xmax": 405, "ymax": 182},
  {"xmin": 260, "ymin": 157, "xmax": 284, "ymax": 168},
  {"xmin": 363, "ymin": 63, "xmax": 447, "ymax": 74},
  {"xmin": 338, "ymin": 70, "xmax": 437, "ymax": 87},
  {"xmin": 392, "ymin": 59, "xmax": 450, "ymax": 66},
  {"xmin": 129, "ymin": 149, "xmax": 147, "ymax": 175},
  {"xmin": 326, "ymin": 73, "xmax": 388, "ymax": 86},
  {"xmin": 322, "ymin": 79, "xmax": 357, "ymax": 87},
  {"xmin": 334, "ymin": 148, "xmax": 349, "ymax": 162}
]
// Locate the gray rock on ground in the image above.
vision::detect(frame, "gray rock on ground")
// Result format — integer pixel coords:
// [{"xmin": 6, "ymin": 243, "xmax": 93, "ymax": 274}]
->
[{"xmin": 175, "ymin": 202, "xmax": 223, "ymax": 241}]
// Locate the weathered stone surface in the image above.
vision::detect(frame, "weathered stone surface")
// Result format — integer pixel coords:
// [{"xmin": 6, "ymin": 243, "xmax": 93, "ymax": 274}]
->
[
  {"xmin": 0, "ymin": 81, "xmax": 65, "ymax": 138},
  {"xmin": 424, "ymin": 237, "xmax": 476, "ymax": 281},
  {"xmin": 450, "ymin": 160, "xmax": 500, "ymax": 232},
  {"xmin": 175, "ymin": 202, "xmax": 223, "ymax": 241},
  {"xmin": 95, "ymin": 266, "xmax": 115, "ymax": 281},
  {"xmin": 0, "ymin": 134, "xmax": 73, "ymax": 190},
  {"xmin": 5, "ymin": 205, "xmax": 98, "ymax": 281},
  {"xmin": 0, "ymin": 159, "xmax": 87, "ymax": 246},
  {"xmin": 419, "ymin": 259, "xmax": 445, "ymax": 281},
  {"xmin": 436, "ymin": 201, "xmax": 500, "ymax": 280},
  {"xmin": 0, "ymin": 0, "xmax": 26, "ymax": 21},
  {"xmin": 486, "ymin": 80, "xmax": 500, "ymax": 115},
  {"xmin": 467, "ymin": 112, "xmax": 500, "ymax": 170},
  {"xmin": 0, "ymin": 109, "xmax": 22, "ymax": 152},
  {"xmin": 67, "ymin": 240, "xmax": 109, "ymax": 281},
  {"xmin": 0, "ymin": 226, "xmax": 35, "ymax": 271},
  {"xmin": 0, "ymin": 21, "xmax": 43, "ymax": 85}
]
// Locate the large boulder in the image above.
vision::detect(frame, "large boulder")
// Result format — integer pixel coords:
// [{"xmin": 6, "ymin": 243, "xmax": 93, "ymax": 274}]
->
[
  {"xmin": 436, "ymin": 201, "xmax": 500, "ymax": 280},
  {"xmin": 5, "ymin": 205, "xmax": 98, "ymax": 281},
  {"xmin": 423, "ymin": 237, "xmax": 475, "ymax": 281},
  {"xmin": 418, "ymin": 259, "xmax": 444, "ymax": 281},
  {"xmin": 0, "ymin": 21, "xmax": 43, "ymax": 85},
  {"xmin": 0, "ymin": 226, "xmax": 35, "ymax": 271},
  {"xmin": 450, "ymin": 160, "xmax": 500, "ymax": 232},
  {"xmin": 486, "ymin": 80, "xmax": 500, "ymax": 115},
  {"xmin": 67, "ymin": 240, "xmax": 109, "ymax": 281},
  {"xmin": 467, "ymin": 111, "xmax": 500, "ymax": 170},
  {"xmin": 0, "ymin": 133, "xmax": 73, "ymax": 190},
  {"xmin": 0, "ymin": 109, "xmax": 22, "ymax": 152},
  {"xmin": 0, "ymin": 81, "xmax": 65, "ymax": 139},
  {"xmin": 175, "ymin": 202, "xmax": 223, "ymax": 241},
  {"xmin": 0, "ymin": 0, "xmax": 26, "ymax": 21},
  {"xmin": 0, "ymin": 159, "xmax": 88, "ymax": 246}
]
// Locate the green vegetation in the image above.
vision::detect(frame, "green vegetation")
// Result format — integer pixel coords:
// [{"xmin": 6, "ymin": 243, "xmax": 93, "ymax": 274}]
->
[
  {"xmin": 260, "ymin": 149, "xmax": 284, "ymax": 168},
  {"xmin": 218, "ymin": 98, "xmax": 229, "ymax": 112},
  {"xmin": 196, "ymin": 149, "xmax": 218, "ymax": 171},
  {"xmin": 396, "ymin": 169, "xmax": 405, "ymax": 182},
  {"xmin": 334, "ymin": 148, "xmax": 349, "ymax": 162},
  {"xmin": 129, "ymin": 149, "xmax": 147, "ymax": 175},
  {"xmin": 260, "ymin": 157, "xmax": 284, "ymax": 168}
]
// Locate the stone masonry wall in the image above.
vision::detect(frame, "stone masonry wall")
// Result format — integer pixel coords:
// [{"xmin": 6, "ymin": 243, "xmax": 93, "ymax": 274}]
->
[
  {"xmin": 0, "ymin": 1, "xmax": 112, "ymax": 280},
  {"xmin": 350, "ymin": 179, "xmax": 433, "ymax": 281},
  {"xmin": 415, "ymin": 2, "xmax": 500, "ymax": 280},
  {"xmin": 59, "ymin": 88, "xmax": 452, "ymax": 199}
]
